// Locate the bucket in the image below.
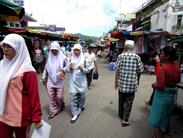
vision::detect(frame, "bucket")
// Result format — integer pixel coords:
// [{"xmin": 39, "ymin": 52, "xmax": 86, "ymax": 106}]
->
[{"xmin": 108, "ymin": 62, "xmax": 116, "ymax": 71}]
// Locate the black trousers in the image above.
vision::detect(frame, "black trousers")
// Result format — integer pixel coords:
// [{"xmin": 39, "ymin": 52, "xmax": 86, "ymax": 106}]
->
[
  {"xmin": 149, "ymin": 88, "xmax": 155, "ymax": 105},
  {"xmin": 118, "ymin": 91, "xmax": 135, "ymax": 121},
  {"xmin": 86, "ymin": 69, "xmax": 93, "ymax": 87}
]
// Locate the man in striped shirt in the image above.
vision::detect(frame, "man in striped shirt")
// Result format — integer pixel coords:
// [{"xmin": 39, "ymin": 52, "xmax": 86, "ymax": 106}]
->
[{"xmin": 115, "ymin": 40, "xmax": 143, "ymax": 127}]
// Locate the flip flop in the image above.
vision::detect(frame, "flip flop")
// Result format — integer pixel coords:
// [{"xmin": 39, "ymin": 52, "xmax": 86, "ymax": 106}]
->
[
  {"xmin": 121, "ymin": 122, "xmax": 130, "ymax": 127},
  {"xmin": 48, "ymin": 111, "xmax": 60, "ymax": 119}
]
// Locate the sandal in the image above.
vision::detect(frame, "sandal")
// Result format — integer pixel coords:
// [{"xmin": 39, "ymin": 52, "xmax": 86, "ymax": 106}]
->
[
  {"xmin": 121, "ymin": 121, "xmax": 130, "ymax": 127},
  {"xmin": 48, "ymin": 111, "xmax": 59, "ymax": 119}
]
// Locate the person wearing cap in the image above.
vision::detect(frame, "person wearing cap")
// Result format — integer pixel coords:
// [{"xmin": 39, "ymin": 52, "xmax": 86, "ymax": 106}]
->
[
  {"xmin": 0, "ymin": 34, "xmax": 42, "ymax": 138},
  {"xmin": 65, "ymin": 43, "xmax": 89, "ymax": 123},
  {"xmin": 84, "ymin": 44, "xmax": 98, "ymax": 90},
  {"xmin": 115, "ymin": 40, "xmax": 143, "ymax": 127},
  {"xmin": 42, "ymin": 41, "xmax": 67, "ymax": 119}
]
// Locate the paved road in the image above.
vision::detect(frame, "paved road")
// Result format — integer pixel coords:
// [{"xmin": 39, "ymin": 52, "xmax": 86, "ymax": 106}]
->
[{"xmin": 35, "ymin": 61, "xmax": 183, "ymax": 138}]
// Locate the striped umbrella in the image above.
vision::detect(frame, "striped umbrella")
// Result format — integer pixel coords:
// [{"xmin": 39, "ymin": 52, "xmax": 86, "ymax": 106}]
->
[{"xmin": 0, "ymin": 0, "xmax": 25, "ymax": 21}]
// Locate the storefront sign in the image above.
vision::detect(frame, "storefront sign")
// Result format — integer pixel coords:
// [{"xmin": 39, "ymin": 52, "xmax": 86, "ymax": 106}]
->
[
  {"xmin": 173, "ymin": 0, "xmax": 183, "ymax": 12},
  {"xmin": 119, "ymin": 13, "xmax": 136, "ymax": 20},
  {"xmin": 14, "ymin": 0, "xmax": 24, "ymax": 6}
]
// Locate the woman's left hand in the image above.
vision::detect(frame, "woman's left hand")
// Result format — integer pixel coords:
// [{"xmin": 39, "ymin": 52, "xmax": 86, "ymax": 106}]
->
[
  {"xmin": 58, "ymin": 70, "xmax": 65, "ymax": 78},
  {"xmin": 34, "ymin": 121, "xmax": 43, "ymax": 129}
]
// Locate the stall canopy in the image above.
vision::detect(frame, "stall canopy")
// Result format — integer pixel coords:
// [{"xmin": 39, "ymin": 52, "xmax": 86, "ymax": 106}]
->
[
  {"xmin": 27, "ymin": 29, "xmax": 79, "ymax": 41},
  {"xmin": 0, "ymin": 0, "xmax": 25, "ymax": 21},
  {"xmin": 22, "ymin": 12, "xmax": 37, "ymax": 22},
  {"xmin": 169, "ymin": 36, "xmax": 183, "ymax": 43},
  {"xmin": 105, "ymin": 37, "xmax": 119, "ymax": 42},
  {"xmin": 110, "ymin": 30, "xmax": 144, "ymax": 38}
]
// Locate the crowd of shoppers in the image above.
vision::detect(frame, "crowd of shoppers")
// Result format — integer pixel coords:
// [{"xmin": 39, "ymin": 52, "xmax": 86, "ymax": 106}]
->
[{"xmin": 0, "ymin": 33, "xmax": 181, "ymax": 138}]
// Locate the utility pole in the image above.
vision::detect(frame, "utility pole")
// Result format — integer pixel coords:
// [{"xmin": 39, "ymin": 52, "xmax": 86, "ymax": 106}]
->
[{"xmin": 120, "ymin": 0, "xmax": 122, "ymax": 14}]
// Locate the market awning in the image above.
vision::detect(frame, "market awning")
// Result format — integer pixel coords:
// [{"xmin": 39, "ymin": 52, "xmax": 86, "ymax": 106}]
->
[
  {"xmin": 120, "ymin": 30, "xmax": 144, "ymax": 36},
  {"xmin": 130, "ymin": 31, "xmax": 144, "ymax": 36},
  {"xmin": 105, "ymin": 37, "xmax": 119, "ymax": 42},
  {"xmin": 8, "ymin": 28, "xmax": 27, "ymax": 33},
  {"xmin": 110, "ymin": 30, "xmax": 144, "ymax": 38},
  {"xmin": 0, "ymin": 0, "xmax": 25, "ymax": 21},
  {"xmin": 169, "ymin": 36, "xmax": 183, "ymax": 43},
  {"xmin": 26, "ymin": 28, "xmax": 79, "ymax": 41},
  {"xmin": 27, "ymin": 29, "xmax": 41, "ymax": 34},
  {"xmin": 0, "ymin": 26, "xmax": 27, "ymax": 33},
  {"xmin": 22, "ymin": 12, "xmax": 37, "ymax": 22},
  {"xmin": 47, "ymin": 33, "xmax": 63, "ymax": 38}
]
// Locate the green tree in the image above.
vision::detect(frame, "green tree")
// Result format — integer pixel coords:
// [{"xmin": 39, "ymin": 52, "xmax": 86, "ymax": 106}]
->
[{"xmin": 85, "ymin": 37, "xmax": 93, "ymax": 45}]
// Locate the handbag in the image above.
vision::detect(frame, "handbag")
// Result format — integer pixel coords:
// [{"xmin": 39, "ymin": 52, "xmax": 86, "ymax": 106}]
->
[{"xmin": 93, "ymin": 70, "xmax": 99, "ymax": 80}]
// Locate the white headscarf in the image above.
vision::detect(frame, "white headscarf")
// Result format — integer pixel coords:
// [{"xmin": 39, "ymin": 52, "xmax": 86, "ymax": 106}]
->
[
  {"xmin": 71, "ymin": 43, "xmax": 84, "ymax": 69},
  {"xmin": 45, "ymin": 41, "xmax": 66, "ymax": 83},
  {"xmin": 0, "ymin": 34, "xmax": 35, "ymax": 115}
]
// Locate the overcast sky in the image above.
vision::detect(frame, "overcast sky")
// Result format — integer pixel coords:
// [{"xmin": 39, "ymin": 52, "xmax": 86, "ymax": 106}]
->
[{"xmin": 24, "ymin": 0, "xmax": 147, "ymax": 37}]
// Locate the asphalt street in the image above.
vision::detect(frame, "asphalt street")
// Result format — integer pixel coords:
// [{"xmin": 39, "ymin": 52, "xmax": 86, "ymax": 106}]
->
[{"xmin": 35, "ymin": 61, "xmax": 183, "ymax": 138}]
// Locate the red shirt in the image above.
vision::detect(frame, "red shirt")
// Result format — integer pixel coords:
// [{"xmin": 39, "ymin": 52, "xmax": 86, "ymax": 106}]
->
[
  {"xmin": 0, "ymin": 72, "xmax": 42, "ymax": 127},
  {"xmin": 154, "ymin": 63, "xmax": 180, "ymax": 90}
]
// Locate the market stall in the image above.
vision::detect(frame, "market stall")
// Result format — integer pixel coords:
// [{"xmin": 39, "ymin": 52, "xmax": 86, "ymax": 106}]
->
[
  {"xmin": 169, "ymin": 36, "xmax": 183, "ymax": 108},
  {"xmin": 0, "ymin": 0, "xmax": 25, "ymax": 21}
]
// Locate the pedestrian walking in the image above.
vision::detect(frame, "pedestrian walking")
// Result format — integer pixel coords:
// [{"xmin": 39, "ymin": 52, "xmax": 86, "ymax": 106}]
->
[
  {"xmin": 149, "ymin": 46, "xmax": 180, "ymax": 138},
  {"xmin": 65, "ymin": 43, "xmax": 89, "ymax": 123},
  {"xmin": 42, "ymin": 41, "xmax": 67, "ymax": 119},
  {"xmin": 0, "ymin": 34, "xmax": 42, "ymax": 138},
  {"xmin": 32, "ymin": 39, "xmax": 44, "ymax": 73},
  {"xmin": 84, "ymin": 45, "xmax": 98, "ymax": 90},
  {"xmin": 115, "ymin": 40, "xmax": 143, "ymax": 127}
]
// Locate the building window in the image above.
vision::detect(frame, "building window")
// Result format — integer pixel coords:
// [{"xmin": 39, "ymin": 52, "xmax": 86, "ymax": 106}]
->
[
  {"xmin": 175, "ymin": 0, "xmax": 180, "ymax": 7},
  {"xmin": 15, "ymin": 23, "xmax": 20, "ymax": 28},
  {"xmin": 174, "ymin": 0, "xmax": 183, "ymax": 7},
  {"xmin": 10, "ymin": 22, "xmax": 14, "ymax": 27},
  {"xmin": 173, "ymin": 0, "xmax": 183, "ymax": 12},
  {"xmin": 177, "ymin": 15, "xmax": 182, "ymax": 26}
]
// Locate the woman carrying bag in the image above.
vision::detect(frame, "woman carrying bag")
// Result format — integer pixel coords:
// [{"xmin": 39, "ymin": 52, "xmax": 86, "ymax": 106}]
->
[{"xmin": 0, "ymin": 34, "xmax": 42, "ymax": 138}]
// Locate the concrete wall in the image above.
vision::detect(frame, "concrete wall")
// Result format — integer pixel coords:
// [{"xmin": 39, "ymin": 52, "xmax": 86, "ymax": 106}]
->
[{"xmin": 151, "ymin": 0, "xmax": 183, "ymax": 34}]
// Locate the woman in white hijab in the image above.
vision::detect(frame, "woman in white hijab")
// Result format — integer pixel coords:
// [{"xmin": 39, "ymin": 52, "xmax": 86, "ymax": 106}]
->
[
  {"xmin": 42, "ymin": 41, "xmax": 67, "ymax": 119},
  {"xmin": 0, "ymin": 34, "xmax": 42, "ymax": 138},
  {"xmin": 65, "ymin": 43, "xmax": 89, "ymax": 123}
]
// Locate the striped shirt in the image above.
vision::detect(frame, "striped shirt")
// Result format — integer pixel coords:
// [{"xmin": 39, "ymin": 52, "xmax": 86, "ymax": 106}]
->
[{"xmin": 116, "ymin": 51, "xmax": 143, "ymax": 93}]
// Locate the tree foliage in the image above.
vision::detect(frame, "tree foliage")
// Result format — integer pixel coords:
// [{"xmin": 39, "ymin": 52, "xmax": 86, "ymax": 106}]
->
[{"xmin": 85, "ymin": 37, "xmax": 93, "ymax": 45}]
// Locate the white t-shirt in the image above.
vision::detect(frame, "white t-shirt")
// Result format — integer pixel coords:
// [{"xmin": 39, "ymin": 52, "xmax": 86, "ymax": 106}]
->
[{"xmin": 84, "ymin": 52, "xmax": 97, "ymax": 70}]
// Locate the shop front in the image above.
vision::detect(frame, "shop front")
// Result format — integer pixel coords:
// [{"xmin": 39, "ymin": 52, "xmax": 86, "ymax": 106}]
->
[{"xmin": 169, "ymin": 36, "xmax": 183, "ymax": 108}]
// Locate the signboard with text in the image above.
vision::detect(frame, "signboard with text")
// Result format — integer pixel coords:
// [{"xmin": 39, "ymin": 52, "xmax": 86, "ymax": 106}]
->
[
  {"xmin": 14, "ymin": 0, "xmax": 24, "ymax": 6},
  {"xmin": 119, "ymin": 13, "xmax": 136, "ymax": 20},
  {"xmin": 173, "ymin": 0, "xmax": 183, "ymax": 12}
]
